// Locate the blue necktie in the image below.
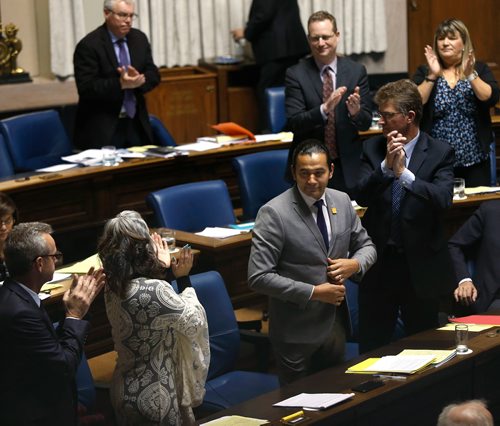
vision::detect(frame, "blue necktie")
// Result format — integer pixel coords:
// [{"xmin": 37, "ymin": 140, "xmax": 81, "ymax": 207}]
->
[
  {"xmin": 116, "ymin": 39, "xmax": 136, "ymax": 118},
  {"xmin": 390, "ymin": 178, "xmax": 403, "ymax": 246},
  {"xmin": 314, "ymin": 199, "xmax": 329, "ymax": 249}
]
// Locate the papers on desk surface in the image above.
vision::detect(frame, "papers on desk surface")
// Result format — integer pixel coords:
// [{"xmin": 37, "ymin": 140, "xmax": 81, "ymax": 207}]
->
[
  {"xmin": 397, "ymin": 349, "xmax": 457, "ymax": 368},
  {"xmin": 200, "ymin": 415, "xmax": 266, "ymax": 425},
  {"xmin": 464, "ymin": 186, "xmax": 500, "ymax": 195},
  {"xmin": 274, "ymin": 392, "xmax": 354, "ymax": 409},
  {"xmin": 57, "ymin": 254, "xmax": 102, "ymax": 274},
  {"xmin": 437, "ymin": 322, "xmax": 494, "ymax": 332},
  {"xmin": 36, "ymin": 163, "xmax": 79, "ymax": 172},
  {"xmin": 195, "ymin": 227, "xmax": 243, "ymax": 238},
  {"xmin": 346, "ymin": 355, "xmax": 435, "ymax": 374},
  {"xmin": 228, "ymin": 222, "xmax": 254, "ymax": 231},
  {"xmin": 174, "ymin": 141, "xmax": 220, "ymax": 152}
]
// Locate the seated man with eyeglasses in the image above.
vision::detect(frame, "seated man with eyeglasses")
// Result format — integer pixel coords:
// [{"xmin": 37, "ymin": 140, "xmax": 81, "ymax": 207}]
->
[
  {"xmin": 73, "ymin": 0, "xmax": 160, "ymax": 150},
  {"xmin": 0, "ymin": 222, "xmax": 105, "ymax": 426},
  {"xmin": 285, "ymin": 10, "xmax": 373, "ymax": 198}
]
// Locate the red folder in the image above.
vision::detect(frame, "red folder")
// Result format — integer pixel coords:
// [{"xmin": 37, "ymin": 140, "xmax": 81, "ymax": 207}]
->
[
  {"xmin": 211, "ymin": 122, "xmax": 255, "ymax": 141},
  {"xmin": 450, "ymin": 315, "xmax": 500, "ymax": 325}
]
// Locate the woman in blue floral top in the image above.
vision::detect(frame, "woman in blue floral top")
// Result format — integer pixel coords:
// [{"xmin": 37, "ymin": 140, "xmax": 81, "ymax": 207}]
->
[{"xmin": 413, "ymin": 19, "xmax": 499, "ymax": 187}]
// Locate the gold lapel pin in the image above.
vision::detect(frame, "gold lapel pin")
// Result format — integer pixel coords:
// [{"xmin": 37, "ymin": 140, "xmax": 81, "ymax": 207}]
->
[{"xmin": 331, "ymin": 207, "xmax": 337, "ymax": 214}]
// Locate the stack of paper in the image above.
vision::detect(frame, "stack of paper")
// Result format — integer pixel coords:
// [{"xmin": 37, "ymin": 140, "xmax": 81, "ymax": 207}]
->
[
  {"xmin": 195, "ymin": 227, "xmax": 243, "ymax": 238},
  {"xmin": 397, "ymin": 349, "xmax": 457, "ymax": 368},
  {"xmin": 273, "ymin": 393, "xmax": 354, "ymax": 409},
  {"xmin": 346, "ymin": 355, "xmax": 436, "ymax": 374}
]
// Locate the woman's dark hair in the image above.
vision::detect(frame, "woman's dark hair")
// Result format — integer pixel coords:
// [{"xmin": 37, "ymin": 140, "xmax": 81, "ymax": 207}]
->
[
  {"xmin": 98, "ymin": 210, "xmax": 166, "ymax": 298},
  {"xmin": 0, "ymin": 192, "xmax": 18, "ymax": 223}
]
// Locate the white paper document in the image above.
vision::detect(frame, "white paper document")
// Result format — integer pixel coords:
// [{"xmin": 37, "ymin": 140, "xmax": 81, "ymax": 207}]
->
[
  {"xmin": 368, "ymin": 355, "xmax": 436, "ymax": 374},
  {"xmin": 273, "ymin": 393, "xmax": 354, "ymax": 410},
  {"xmin": 174, "ymin": 141, "xmax": 220, "ymax": 152},
  {"xmin": 195, "ymin": 227, "xmax": 242, "ymax": 238},
  {"xmin": 36, "ymin": 163, "xmax": 79, "ymax": 172}
]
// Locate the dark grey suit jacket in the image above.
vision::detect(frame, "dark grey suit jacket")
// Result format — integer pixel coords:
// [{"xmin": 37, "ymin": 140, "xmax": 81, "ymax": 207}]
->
[
  {"xmin": 248, "ymin": 186, "xmax": 376, "ymax": 345},
  {"xmin": 244, "ymin": 0, "xmax": 309, "ymax": 64},
  {"xmin": 73, "ymin": 24, "xmax": 160, "ymax": 149},
  {"xmin": 448, "ymin": 200, "xmax": 500, "ymax": 312},
  {"xmin": 0, "ymin": 279, "xmax": 90, "ymax": 426},
  {"xmin": 285, "ymin": 56, "xmax": 372, "ymax": 189},
  {"xmin": 355, "ymin": 132, "xmax": 455, "ymax": 298}
]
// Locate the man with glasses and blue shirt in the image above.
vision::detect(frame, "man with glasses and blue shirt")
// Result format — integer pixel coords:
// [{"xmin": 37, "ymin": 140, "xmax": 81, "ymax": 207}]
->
[
  {"xmin": 285, "ymin": 10, "xmax": 372, "ymax": 197},
  {"xmin": 0, "ymin": 222, "xmax": 105, "ymax": 425},
  {"xmin": 74, "ymin": 0, "xmax": 159, "ymax": 149},
  {"xmin": 355, "ymin": 79, "xmax": 454, "ymax": 353}
]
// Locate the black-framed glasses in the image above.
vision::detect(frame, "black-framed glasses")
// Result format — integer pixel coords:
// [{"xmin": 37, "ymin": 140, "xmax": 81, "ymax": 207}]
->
[
  {"xmin": 308, "ymin": 34, "xmax": 336, "ymax": 43},
  {"xmin": 34, "ymin": 251, "xmax": 63, "ymax": 264},
  {"xmin": 378, "ymin": 111, "xmax": 404, "ymax": 121},
  {"xmin": 108, "ymin": 10, "xmax": 138, "ymax": 21}
]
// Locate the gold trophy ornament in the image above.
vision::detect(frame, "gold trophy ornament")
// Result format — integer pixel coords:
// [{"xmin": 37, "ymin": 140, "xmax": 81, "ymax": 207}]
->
[{"xmin": 0, "ymin": 4, "xmax": 31, "ymax": 84}]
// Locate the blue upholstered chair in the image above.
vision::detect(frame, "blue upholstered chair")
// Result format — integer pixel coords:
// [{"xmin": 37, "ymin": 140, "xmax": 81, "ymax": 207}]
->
[
  {"xmin": 149, "ymin": 114, "xmax": 177, "ymax": 146},
  {"xmin": 146, "ymin": 180, "xmax": 236, "ymax": 232},
  {"xmin": 0, "ymin": 109, "xmax": 73, "ymax": 172},
  {"xmin": 232, "ymin": 149, "xmax": 291, "ymax": 220},
  {"xmin": 265, "ymin": 87, "xmax": 286, "ymax": 133},
  {"xmin": 0, "ymin": 133, "xmax": 14, "ymax": 178},
  {"xmin": 173, "ymin": 271, "xmax": 279, "ymax": 413},
  {"xmin": 489, "ymin": 141, "xmax": 497, "ymax": 186}
]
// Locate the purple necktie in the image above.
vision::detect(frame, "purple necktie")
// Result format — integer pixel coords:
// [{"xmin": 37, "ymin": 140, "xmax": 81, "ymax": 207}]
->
[
  {"xmin": 116, "ymin": 39, "xmax": 136, "ymax": 118},
  {"xmin": 314, "ymin": 199, "xmax": 329, "ymax": 249},
  {"xmin": 322, "ymin": 67, "xmax": 338, "ymax": 159}
]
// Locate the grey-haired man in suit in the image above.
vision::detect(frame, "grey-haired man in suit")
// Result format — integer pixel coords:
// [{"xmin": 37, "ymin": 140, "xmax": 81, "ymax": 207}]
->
[{"xmin": 248, "ymin": 139, "xmax": 376, "ymax": 384}]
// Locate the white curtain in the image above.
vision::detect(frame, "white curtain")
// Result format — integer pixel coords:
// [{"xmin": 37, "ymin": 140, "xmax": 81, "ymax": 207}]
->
[
  {"xmin": 49, "ymin": 0, "xmax": 387, "ymax": 73},
  {"xmin": 49, "ymin": 0, "xmax": 86, "ymax": 78}
]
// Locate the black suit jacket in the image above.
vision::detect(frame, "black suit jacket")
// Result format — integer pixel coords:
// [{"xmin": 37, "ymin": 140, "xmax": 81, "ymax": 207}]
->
[
  {"xmin": 355, "ymin": 132, "xmax": 455, "ymax": 298},
  {"xmin": 285, "ymin": 56, "xmax": 372, "ymax": 188},
  {"xmin": 244, "ymin": 0, "xmax": 309, "ymax": 64},
  {"xmin": 0, "ymin": 279, "xmax": 90, "ymax": 426},
  {"xmin": 448, "ymin": 200, "xmax": 500, "ymax": 312},
  {"xmin": 73, "ymin": 24, "xmax": 160, "ymax": 149}
]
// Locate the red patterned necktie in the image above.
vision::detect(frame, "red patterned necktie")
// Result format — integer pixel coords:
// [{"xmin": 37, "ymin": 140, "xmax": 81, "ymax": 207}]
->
[{"xmin": 322, "ymin": 67, "xmax": 338, "ymax": 159}]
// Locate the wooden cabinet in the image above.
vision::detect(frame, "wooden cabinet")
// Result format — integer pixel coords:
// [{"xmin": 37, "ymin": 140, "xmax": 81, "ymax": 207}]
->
[
  {"xmin": 145, "ymin": 66, "xmax": 218, "ymax": 144},
  {"xmin": 199, "ymin": 59, "xmax": 260, "ymax": 133}
]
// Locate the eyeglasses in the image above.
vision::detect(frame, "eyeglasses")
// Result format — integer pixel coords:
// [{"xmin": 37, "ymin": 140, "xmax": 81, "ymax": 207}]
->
[
  {"xmin": 378, "ymin": 111, "xmax": 404, "ymax": 121},
  {"xmin": 34, "ymin": 251, "xmax": 64, "ymax": 264},
  {"xmin": 308, "ymin": 34, "xmax": 335, "ymax": 43},
  {"xmin": 0, "ymin": 216, "xmax": 14, "ymax": 227},
  {"xmin": 108, "ymin": 10, "xmax": 138, "ymax": 21}
]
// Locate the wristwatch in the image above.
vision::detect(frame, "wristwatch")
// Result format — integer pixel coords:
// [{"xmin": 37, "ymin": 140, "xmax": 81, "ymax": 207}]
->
[{"xmin": 467, "ymin": 70, "xmax": 478, "ymax": 82}]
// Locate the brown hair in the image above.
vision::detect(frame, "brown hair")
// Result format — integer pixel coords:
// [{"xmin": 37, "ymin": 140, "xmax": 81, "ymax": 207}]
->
[
  {"xmin": 374, "ymin": 79, "xmax": 423, "ymax": 125},
  {"xmin": 307, "ymin": 10, "xmax": 338, "ymax": 33}
]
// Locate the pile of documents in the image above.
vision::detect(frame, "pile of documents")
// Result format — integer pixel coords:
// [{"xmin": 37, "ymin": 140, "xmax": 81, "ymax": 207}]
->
[{"xmin": 346, "ymin": 349, "xmax": 457, "ymax": 375}]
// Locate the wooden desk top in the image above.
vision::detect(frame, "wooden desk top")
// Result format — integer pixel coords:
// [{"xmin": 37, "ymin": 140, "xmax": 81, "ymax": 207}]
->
[
  {"xmin": 201, "ymin": 324, "xmax": 500, "ymax": 425},
  {"xmin": 0, "ymin": 139, "xmax": 291, "ymax": 194}
]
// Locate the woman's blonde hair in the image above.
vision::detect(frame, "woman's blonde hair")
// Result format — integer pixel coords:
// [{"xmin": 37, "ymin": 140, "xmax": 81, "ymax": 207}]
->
[{"xmin": 433, "ymin": 18, "xmax": 474, "ymax": 78}]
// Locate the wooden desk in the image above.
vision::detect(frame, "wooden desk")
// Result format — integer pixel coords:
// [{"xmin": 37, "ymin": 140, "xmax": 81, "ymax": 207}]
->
[
  {"xmin": 0, "ymin": 140, "xmax": 290, "ymax": 264},
  {"xmin": 200, "ymin": 324, "xmax": 500, "ymax": 425}
]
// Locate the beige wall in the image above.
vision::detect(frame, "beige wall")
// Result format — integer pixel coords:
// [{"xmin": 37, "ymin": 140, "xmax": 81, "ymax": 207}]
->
[{"xmin": 0, "ymin": 0, "xmax": 408, "ymax": 78}]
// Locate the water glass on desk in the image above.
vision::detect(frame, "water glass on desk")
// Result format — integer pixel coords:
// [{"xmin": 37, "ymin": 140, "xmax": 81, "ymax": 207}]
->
[
  {"xmin": 102, "ymin": 145, "xmax": 118, "ymax": 166},
  {"xmin": 453, "ymin": 178, "xmax": 466, "ymax": 200},
  {"xmin": 159, "ymin": 229, "xmax": 176, "ymax": 252},
  {"xmin": 455, "ymin": 324, "xmax": 469, "ymax": 354}
]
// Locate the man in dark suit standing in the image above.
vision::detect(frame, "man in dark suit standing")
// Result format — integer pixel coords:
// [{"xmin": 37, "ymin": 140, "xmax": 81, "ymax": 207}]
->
[
  {"xmin": 74, "ymin": 0, "xmax": 160, "ymax": 149},
  {"xmin": 355, "ymin": 79, "xmax": 454, "ymax": 353},
  {"xmin": 285, "ymin": 10, "xmax": 372, "ymax": 197},
  {"xmin": 231, "ymin": 0, "xmax": 309, "ymax": 131},
  {"xmin": 448, "ymin": 200, "xmax": 500, "ymax": 313},
  {"xmin": 0, "ymin": 223, "xmax": 104, "ymax": 426}
]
